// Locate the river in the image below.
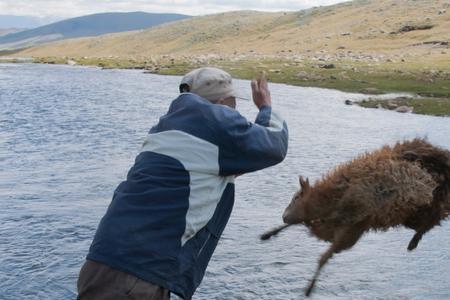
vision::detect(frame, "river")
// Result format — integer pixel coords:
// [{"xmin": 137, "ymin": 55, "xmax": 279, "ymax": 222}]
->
[{"xmin": 0, "ymin": 63, "xmax": 449, "ymax": 299}]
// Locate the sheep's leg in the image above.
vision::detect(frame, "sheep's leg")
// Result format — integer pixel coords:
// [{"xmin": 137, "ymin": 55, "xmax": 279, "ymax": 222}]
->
[
  {"xmin": 260, "ymin": 224, "xmax": 292, "ymax": 240},
  {"xmin": 407, "ymin": 193, "xmax": 444, "ymax": 251},
  {"xmin": 407, "ymin": 231, "xmax": 424, "ymax": 251},
  {"xmin": 305, "ymin": 224, "xmax": 365, "ymax": 297},
  {"xmin": 407, "ymin": 217, "xmax": 438, "ymax": 251},
  {"xmin": 305, "ymin": 243, "xmax": 336, "ymax": 297}
]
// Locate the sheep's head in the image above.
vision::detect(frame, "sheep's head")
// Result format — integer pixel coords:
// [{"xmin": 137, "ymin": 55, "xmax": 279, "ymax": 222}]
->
[{"xmin": 283, "ymin": 176, "xmax": 311, "ymax": 224}]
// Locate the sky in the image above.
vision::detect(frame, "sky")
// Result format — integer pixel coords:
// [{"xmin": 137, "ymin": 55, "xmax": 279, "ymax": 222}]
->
[{"xmin": 0, "ymin": 0, "xmax": 351, "ymax": 18}]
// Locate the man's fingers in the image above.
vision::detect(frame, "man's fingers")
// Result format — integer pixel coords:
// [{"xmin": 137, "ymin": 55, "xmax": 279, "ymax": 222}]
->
[
  {"xmin": 251, "ymin": 79, "xmax": 259, "ymax": 93},
  {"xmin": 257, "ymin": 73, "xmax": 264, "ymax": 88},
  {"xmin": 259, "ymin": 72, "xmax": 268, "ymax": 90}
]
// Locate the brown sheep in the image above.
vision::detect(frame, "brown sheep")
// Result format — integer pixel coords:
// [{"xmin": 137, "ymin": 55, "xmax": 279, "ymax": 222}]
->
[{"xmin": 261, "ymin": 138, "xmax": 450, "ymax": 296}]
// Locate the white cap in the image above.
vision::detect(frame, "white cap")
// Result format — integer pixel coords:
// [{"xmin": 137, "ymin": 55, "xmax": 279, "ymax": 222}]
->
[{"xmin": 180, "ymin": 67, "xmax": 247, "ymax": 102}]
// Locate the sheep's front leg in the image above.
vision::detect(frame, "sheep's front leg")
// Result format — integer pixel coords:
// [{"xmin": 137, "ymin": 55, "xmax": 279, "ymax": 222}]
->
[
  {"xmin": 260, "ymin": 224, "xmax": 292, "ymax": 240},
  {"xmin": 305, "ymin": 224, "xmax": 366, "ymax": 297}
]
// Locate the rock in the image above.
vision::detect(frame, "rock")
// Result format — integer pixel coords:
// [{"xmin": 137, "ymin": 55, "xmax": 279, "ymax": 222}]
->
[
  {"xmin": 345, "ymin": 100, "xmax": 353, "ymax": 105},
  {"xmin": 387, "ymin": 101, "xmax": 398, "ymax": 109},
  {"xmin": 395, "ymin": 106, "xmax": 414, "ymax": 113},
  {"xmin": 395, "ymin": 24, "xmax": 434, "ymax": 34},
  {"xmin": 67, "ymin": 59, "xmax": 77, "ymax": 66},
  {"xmin": 359, "ymin": 87, "xmax": 379, "ymax": 94},
  {"xmin": 319, "ymin": 64, "xmax": 336, "ymax": 69}
]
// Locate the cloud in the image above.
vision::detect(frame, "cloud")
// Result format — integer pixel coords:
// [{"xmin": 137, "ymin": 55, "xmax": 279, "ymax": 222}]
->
[{"xmin": 0, "ymin": 0, "xmax": 351, "ymax": 18}]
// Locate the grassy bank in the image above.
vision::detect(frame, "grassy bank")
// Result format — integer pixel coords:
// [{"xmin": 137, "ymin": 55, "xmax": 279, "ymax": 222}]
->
[
  {"xmin": 356, "ymin": 97, "xmax": 450, "ymax": 117},
  {"xmin": 11, "ymin": 55, "xmax": 450, "ymax": 117}
]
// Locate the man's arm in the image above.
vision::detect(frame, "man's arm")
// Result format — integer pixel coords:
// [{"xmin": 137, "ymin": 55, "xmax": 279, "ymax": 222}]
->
[{"xmin": 217, "ymin": 74, "xmax": 288, "ymax": 176}]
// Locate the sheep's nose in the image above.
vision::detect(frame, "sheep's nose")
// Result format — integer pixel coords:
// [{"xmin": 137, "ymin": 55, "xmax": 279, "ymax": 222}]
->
[{"xmin": 282, "ymin": 210, "xmax": 295, "ymax": 224}]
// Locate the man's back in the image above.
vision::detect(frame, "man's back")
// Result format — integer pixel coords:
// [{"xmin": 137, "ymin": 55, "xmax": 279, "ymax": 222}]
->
[{"xmin": 78, "ymin": 69, "xmax": 288, "ymax": 300}]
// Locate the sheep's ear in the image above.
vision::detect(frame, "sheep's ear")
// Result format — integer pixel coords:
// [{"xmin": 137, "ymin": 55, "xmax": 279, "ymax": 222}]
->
[{"xmin": 299, "ymin": 176, "xmax": 310, "ymax": 191}]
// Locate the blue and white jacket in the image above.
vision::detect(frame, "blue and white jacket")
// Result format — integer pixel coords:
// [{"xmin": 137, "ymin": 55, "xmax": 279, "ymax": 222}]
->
[{"xmin": 87, "ymin": 93, "xmax": 288, "ymax": 299}]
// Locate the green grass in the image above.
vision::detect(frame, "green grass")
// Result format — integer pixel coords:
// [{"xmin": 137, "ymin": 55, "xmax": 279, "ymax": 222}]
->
[
  {"xmin": 357, "ymin": 97, "xmax": 450, "ymax": 117},
  {"xmin": 28, "ymin": 56, "xmax": 450, "ymax": 97},
  {"xmin": 6, "ymin": 56, "xmax": 449, "ymax": 117},
  {"xmin": 214, "ymin": 59, "xmax": 450, "ymax": 97}
]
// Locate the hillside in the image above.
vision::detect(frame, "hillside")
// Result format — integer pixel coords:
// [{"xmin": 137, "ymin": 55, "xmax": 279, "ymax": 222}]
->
[
  {"xmin": 0, "ymin": 28, "xmax": 23, "ymax": 37},
  {"xmin": 16, "ymin": 0, "xmax": 450, "ymax": 63},
  {"xmin": 8, "ymin": 0, "xmax": 450, "ymax": 113},
  {"xmin": 0, "ymin": 12, "xmax": 190, "ymax": 51}
]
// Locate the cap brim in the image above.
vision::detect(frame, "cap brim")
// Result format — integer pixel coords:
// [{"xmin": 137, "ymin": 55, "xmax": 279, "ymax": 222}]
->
[
  {"xmin": 236, "ymin": 96, "xmax": 250, "ymax": 101},
  {"xmin": 232, "ymin": 89, "xmax": 250, "ymax": 101}
]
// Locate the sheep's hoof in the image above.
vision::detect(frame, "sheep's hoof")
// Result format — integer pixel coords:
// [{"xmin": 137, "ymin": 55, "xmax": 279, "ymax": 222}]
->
[
  {"xmin": 260, "ymin": 232, "xmax": 272, "ymax": 240},
  {"xmin": 407, "ymin": 242, "xmax": 417, "ymax": 251},
  {"xmin": 305, "ymin": 279, "xmax": 316, "ymax": 297},
  {"xmin": 407, "ymin": 236, "xmax": 420, "ymax": 251}
]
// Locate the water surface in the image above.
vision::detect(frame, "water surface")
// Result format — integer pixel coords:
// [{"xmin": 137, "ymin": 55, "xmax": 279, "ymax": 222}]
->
[{"xmin": 1, "ymin": 63, "xmax": 449, "ymax": 300}]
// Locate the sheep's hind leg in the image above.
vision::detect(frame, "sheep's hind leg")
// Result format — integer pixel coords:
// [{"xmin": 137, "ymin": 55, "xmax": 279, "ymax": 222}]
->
[
  {"xmin": 305, "ymin": 224, "xmax": 365, "ymax": 297},
  {"xmin": 407, "ymin": 231, "xmax": 424, "ymax": 251},
  {"xmin": 406, "ymin": 194, "xmax": 444, "ymax": 251}
]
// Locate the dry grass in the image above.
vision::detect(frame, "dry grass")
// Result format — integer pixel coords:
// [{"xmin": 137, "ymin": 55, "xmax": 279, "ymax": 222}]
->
[
  {"xmin": 7, "ymin": 0, "xmax": 450, "ymax": 116},
  {"xmin": 15, "ymin": 0, "xmax": 450, "ymax": 62}
]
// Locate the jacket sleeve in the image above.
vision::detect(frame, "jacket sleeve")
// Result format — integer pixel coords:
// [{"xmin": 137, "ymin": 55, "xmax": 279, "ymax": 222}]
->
[{"xmin": 217, "ymin": 105, "xmax": 288, "ymax": 176}]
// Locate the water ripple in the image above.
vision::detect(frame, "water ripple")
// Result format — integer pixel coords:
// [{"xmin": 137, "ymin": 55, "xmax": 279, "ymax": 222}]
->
[{"xmin": 0, "ymin": 63, "xmax": 449, "ymax": 300}]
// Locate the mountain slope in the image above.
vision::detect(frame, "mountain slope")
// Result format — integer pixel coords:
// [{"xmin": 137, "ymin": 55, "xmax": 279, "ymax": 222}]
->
[
  {"xmin": 15, "ymin": 0, "xmax": 450, "ymax": 62},
  {"xmin": 0, "ymin": 28, "xmax": 24, "ymax": 37},
  {"xmin": 0, "ymin": 12, "xmax": 190, "ymax": 50}
]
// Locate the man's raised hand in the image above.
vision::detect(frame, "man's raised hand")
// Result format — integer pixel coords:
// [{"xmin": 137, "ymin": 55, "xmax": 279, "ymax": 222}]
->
[{"xmin": 251, "ymin": 72, "xmax": 272, "ymax": 109}]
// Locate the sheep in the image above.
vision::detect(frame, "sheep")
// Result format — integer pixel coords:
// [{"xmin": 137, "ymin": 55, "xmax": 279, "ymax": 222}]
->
[{"xmin": 261, "ymin": 138, "xmax": 450, "ymax": 296}]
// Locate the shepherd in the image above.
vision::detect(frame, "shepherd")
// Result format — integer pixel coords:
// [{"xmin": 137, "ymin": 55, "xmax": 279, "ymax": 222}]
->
[{"xmin": 77, "ymin": 68, "xmax": 288, "ymax": 300}]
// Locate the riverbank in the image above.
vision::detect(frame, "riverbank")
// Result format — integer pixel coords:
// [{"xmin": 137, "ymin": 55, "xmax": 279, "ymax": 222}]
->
[
  {"xmin": 4, "ymin": 55, "xmax": 450, "ymax": 116},
  {"xmin": 355, "ymin": 97, "xmax": 450, "ymax": 117}
]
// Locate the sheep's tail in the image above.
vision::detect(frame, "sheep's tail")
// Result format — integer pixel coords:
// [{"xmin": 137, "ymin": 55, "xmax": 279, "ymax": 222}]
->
[{"xmin": 260, "ymin": 224, "xmax": 292, "ymax": 240}]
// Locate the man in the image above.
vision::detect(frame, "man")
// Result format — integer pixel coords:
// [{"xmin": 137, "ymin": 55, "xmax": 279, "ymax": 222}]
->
[{"xmin": 77, "ymin": 67, "xmax": 288, "ymax": 300}]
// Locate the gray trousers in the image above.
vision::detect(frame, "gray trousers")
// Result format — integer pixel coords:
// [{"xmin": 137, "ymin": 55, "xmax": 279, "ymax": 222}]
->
[{"xmin": 77, "ymin": 260, "xmax": 170, "ymax": 300}]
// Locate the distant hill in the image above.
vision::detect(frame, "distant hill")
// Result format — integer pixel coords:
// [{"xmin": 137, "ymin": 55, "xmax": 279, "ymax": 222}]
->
[
  {"xmin": 0, "ymin": 28, "xmax": 24, "ymax": 37},
  {"xmin": 16, "ymin": 0, "xmax": 449, "ymax": 63},
  {"xmin": 0, "ymin": 12, "xmax": 190, "ymax": 50}
]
